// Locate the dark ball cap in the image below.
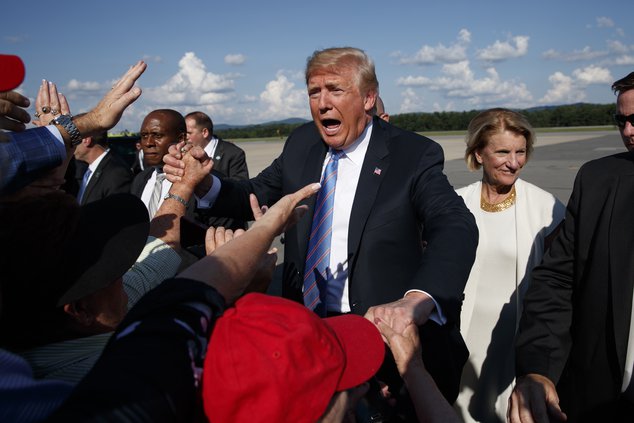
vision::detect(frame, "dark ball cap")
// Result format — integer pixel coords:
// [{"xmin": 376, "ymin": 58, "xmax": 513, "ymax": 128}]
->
[{"xmin": 56, "ymin": 193, "xmax": 150, "ymax": 305}]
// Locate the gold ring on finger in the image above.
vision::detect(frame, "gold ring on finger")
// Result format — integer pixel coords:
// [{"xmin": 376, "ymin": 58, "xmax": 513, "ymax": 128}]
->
[{"xmin": 34, "ymin": 112, "xmax": 41, "ymax": 118}]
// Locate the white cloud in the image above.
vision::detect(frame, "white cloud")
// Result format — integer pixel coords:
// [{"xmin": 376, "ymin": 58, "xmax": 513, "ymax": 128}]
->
[
  {"xmin": 607, "ymin": 40, "xmax": 630, "ymax": 54},
  {"xmin": 597, "ymin": 17, "xmax": 614, "ymax": 28},
  {"xmin": 540, "ymin": 66, "xmax": 611, "ymax": 104},
  {"xmin": 397, "ymin": 60, "xmax": 533, "ymax": 108},
  {"xmin": 614, "ymin": 55, "xmax": 634, "ymax": 65},
  {"xmin": 144, "ymin": 52, "xmax": 236, "ymax": 106},
  {"xmin": 141, "ymin": 55, "xmax": 163, "ymax": 63},
  {"xmin": 66, "ymin": 79, "xmax": 103, "ymax": 91},
  {"xmin": 396, "ymin": 75, "xmax": 432, "ymax": 87},
  {"xmin": 396, "ymin": 29, "xmax": 471, "ymax": 65},
  {"xmin": 572, "ymin": 65, "xmax": 612, "ymax": 85},
  {"xmin": 476, "ymin": 35, "xmax": 529, "ymax": 62},
  {"xmin": 540, "ymin": 72, "xmax": 582, "ymax": 104},
  {"xmin": 616, "ymin": 28, "xmax": 625, "ymax": 37},
  {"xmin": 258, "ymin": 71, "xmax": 308, "ymax": 121},
  {"xmin": 542, "ymin": 46, "xmax": 608, "ymax": 61},
  {"xmin": 225, "ymin": 54, "xmax": 247, "ymax": 65},
  {"xmin": 399, "ymin": 88, "xmax": 424, "ymax": 113}
]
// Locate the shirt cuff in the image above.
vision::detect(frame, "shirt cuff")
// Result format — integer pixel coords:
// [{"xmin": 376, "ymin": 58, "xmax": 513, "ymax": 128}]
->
[
  {"xmin": 404, "ymin": 289, "xmax": 447, "ymax": 325},
  {"xmin": 195, "ymin": 175, "xmax": 222, "ymax": 208},
  {"xmin": 45, "ymin": 125, "xmax": 65, "ymax": 148}
]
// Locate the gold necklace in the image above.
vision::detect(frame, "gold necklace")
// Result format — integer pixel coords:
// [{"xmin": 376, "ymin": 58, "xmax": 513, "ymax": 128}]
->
[{"xmin": 480, "ymin": 185, "xmax": 516, "ymax": 212}]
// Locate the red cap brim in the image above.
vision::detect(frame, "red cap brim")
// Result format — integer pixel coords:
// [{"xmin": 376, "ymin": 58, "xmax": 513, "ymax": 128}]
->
[
  {"xmin": 324, "ymin": 314, "xmax": 385, "ymax": 391},
  {"xmin": 0, "ymin": 55, "xmax": 25, "ymax": 92}
]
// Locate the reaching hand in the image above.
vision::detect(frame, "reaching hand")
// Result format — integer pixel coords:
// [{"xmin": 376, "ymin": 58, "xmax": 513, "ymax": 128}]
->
[
  {"xmin": 175, "ymin": 146, "xmax": 213, "ymax": 191},
  {"xmin": 33, "ymin": 80, "xmax": 70, "ymax": 127},
  {"xmin": 205, "ymin": 226, "xmax": 246, "ymax": 256},
  {"xmin": 249, "ymin": 183, "xmax": 318, "ymax": 238},
  {"xmin": 376, "ymin": 320, "xmax": 424, "ymax": 377},
  {"xmin": 74, "ymin": 61, "xmax": 146, "ymax": 136},
  {"xmin": 0, "ymin": 91, "xmax": 30, "ymax": 132},
  {"xmin": 163, "ymin": 142, "xmax": 187, "ymax": 183},
  {"xmin": 508, "ymin": 374, "xmax": 567, "ymax": 423},
  {"xmin": 204, "ymin": 225, "xmax": 277, "ymax": 294},
  {"xmin": 364, "ymin": 292, "xmax": 435, "ymax": 336}
]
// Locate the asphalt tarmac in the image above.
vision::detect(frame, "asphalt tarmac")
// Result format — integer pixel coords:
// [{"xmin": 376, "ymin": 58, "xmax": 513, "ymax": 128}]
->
[
  {"xmin": 235, "ymin": 129, "xmax": 625, "ymax": 204},
  {"xmin": 232, "ymin": 129, "xmax": 626, "ymax": 292}
]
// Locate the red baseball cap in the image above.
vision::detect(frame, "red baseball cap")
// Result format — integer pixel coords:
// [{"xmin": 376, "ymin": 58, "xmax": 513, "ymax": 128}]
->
[
  {"xmin": 203, "ymin": 293, "xmax": 385, "ymax": 423},
  {"xmin": 0, "ymin": 54, "xmax": 25, "ymax": 92}
]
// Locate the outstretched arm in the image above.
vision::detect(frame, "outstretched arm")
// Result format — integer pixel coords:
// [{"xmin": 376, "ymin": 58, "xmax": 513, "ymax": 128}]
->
[
  {"xmin": 376, "ymin": 319, "xmax": 461, "ymax": 423},
  {"xmin": 177, "ymin": 182, "xmax": 319, "ymax": 305}
]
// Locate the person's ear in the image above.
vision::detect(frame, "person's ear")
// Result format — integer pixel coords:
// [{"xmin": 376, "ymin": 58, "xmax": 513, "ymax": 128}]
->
[
  {"xmin": 474, "ymin": 150, "xmax": 483, "ymax": 165},
  {"xmin": 63, "ymin": 300, "xmax": 95, "ymax": 327},
  {"xmin": 202, "ymin": 127, "xmax": 209, "ymax": 139},
  {"xmin": 364, "ymin": 90, "xmax": 377, "ymax": 113}
]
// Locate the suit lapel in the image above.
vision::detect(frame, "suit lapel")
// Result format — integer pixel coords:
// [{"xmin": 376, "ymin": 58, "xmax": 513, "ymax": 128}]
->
[
  {"xmin": 131, "ymin": 167, "xmax": 155, "ymax": 197},
  {"xmin": 348, "ymin": 120, "xmax": 390, "ymax": 266},
  {"xmin": 609, "ymin": 170, "xmax": 634, "ymax": 374},
  {"xmin": 212, "ymin": 139, "xmax": 225, "ymax": 164},
  {"xmin": 81, "ymin": 153, "xmax": 109, "ymax": 205}
]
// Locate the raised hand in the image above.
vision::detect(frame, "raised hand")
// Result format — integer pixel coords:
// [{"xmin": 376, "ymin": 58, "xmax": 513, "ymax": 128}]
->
[
  {"xmin": 0, "ymin": 91, "xmax": 30, "ymax": 132},
  {"xmin": 33, "ymin": 80, "xmax": 70, "ymax": 127}
]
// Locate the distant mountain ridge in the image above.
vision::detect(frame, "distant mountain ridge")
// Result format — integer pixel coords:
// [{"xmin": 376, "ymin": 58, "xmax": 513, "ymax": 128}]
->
[{"xmin": 215, "ymin": 117, "xmax": 309, "ymax": 131}]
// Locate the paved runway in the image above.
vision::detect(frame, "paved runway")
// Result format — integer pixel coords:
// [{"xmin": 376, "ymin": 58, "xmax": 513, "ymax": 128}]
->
[
  {"xmin": 233, "ymin": 129, "xmax": 625, "ymax": 287},
  {"xmin": 235, "ymin": 129, "xmax": 624, "ymax": 204}
]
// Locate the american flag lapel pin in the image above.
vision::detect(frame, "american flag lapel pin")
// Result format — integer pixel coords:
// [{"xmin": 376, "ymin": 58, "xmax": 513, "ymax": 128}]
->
[{"xmin": 373, "ymin": 167, "xmax": 382, "ymax": 176}]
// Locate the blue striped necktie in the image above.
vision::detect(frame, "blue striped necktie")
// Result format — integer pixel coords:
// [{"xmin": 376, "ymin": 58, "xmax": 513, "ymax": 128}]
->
[
  {"xmin": 77, "ymin": 168, "xmax": 92, "ymax": 204},
  {"xmin": 303, "ymin": 149, "xmax": 344, "ymax": 316}
]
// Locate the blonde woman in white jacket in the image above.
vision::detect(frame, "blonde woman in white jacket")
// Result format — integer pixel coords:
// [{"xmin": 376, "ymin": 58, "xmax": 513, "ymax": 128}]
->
[{"xmin": 454, "ymin": 108, "xmax": 565, "ymax": 423}]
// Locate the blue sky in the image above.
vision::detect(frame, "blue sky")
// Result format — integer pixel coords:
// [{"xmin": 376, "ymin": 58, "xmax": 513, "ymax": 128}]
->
[{"xmin": 3, "ymin": 0, "xmax": 633, "ymax": 132}]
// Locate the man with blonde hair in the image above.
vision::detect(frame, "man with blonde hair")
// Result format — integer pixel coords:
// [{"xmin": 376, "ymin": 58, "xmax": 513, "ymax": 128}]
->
[{"xmin": 165, "ymin": 47, "xmax": 477, "ymax": 417}]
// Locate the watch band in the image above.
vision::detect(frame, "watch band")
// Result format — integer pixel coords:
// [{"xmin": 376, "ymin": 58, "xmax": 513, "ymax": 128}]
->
[
  {"xmin": 164, "ymin": 192, "xmax": 188, "ymax": 207},
  {"xmin": 52, "ymin": 114, "xmax": 83, "ymax": 147}
]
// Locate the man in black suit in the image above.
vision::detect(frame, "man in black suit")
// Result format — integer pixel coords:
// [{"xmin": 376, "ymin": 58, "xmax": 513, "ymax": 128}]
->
[
  {"xmin": 73, "ymin": 123, "xmax": 133, "ymax": 205},
  {"xmin": 165, "ymin": 47, "xmax": 478, "ymax": 411},
  {"xmin": 509, "ymin": 72, "xmax": 634, "ymax": 422},
  {"xmin": 130, "ymin": 109, "xmax": 186, "ymax": 218},
  {"xmin": 185, "ymin": 111, "xmax": 249, "ymax": 230}
]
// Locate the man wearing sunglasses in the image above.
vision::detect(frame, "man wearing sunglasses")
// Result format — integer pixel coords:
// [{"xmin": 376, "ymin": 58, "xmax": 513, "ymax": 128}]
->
[
  {"xmin": 509, "ymin": 72, "xmax": 634, "ymax": 422},
  {"xmin": 612, "ymin": 72, "xmax": 634, "ymax": 151}
]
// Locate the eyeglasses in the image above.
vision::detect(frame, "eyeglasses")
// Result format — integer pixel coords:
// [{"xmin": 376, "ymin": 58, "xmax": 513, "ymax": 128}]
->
[{"xmin": 613, "ymin": 113, "xmax": 634, "ymax": 128}]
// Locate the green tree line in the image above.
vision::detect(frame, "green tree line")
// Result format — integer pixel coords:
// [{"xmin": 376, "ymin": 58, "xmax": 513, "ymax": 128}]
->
[{"xmin": 212, "ymin": 103, "xmax": 617, "ymax": 140}]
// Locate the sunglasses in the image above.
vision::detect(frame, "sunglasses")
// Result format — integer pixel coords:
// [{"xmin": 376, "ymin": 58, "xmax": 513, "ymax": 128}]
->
[{"xmin": 613, "ymin": 113, "xmax": 634, "ymax": 128}]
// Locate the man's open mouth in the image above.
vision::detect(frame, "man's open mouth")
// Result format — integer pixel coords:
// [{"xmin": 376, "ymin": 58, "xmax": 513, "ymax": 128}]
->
[{"xmin": 321, "ymin": 119, "xmax": 341, "ymax": 134}]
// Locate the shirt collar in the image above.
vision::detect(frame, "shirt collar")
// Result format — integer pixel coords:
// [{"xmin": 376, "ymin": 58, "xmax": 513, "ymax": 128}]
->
[{"xmin": 88, "ymin": 148, "xmax": 109, "ymax": 172}]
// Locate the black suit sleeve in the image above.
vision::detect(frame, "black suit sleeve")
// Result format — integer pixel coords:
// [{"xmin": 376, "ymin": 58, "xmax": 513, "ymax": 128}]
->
[
  {"xmin": 410, "ymin": 141, "xmax": 479, "ymax": 323},
  {"xmin": 515, "ymin": 166, "xmax": 579, "ymax": 382}
]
